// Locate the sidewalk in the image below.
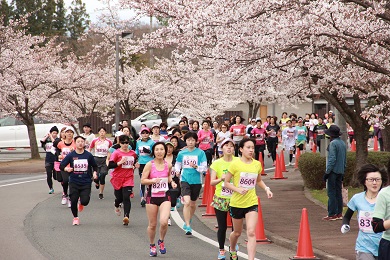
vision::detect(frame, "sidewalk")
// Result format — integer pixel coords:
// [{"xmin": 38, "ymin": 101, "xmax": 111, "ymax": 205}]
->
[{"xmin": 194, "ymin": 166, "xmax": 358, "ymax": 260}]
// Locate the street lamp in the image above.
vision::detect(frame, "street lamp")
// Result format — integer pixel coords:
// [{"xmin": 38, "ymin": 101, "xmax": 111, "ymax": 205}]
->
[{"xmin": 115, "ymin": 32, "xmax": 133, "ymax": 133}]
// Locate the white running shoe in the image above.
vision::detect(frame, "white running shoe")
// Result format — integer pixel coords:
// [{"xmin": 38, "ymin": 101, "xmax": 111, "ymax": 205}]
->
[
  {"xmin": 168, "ymin": 218, "xmax": 171, "ymax": 226},
  {"xmin": 67, "ymin": 199, "xmax": 71, "ymax": 208},
  {"xmin": 115, "ymin": 207, "xmax": 121, "ymax": 216},
  {"xmin": 61, "ymin": 195, "xmax": 67, "ymax": 205}
]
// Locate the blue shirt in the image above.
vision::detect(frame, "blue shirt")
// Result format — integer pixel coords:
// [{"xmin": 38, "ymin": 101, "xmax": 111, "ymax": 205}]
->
[
  {"xmin": 175, "ymin": 147, "xmax": 207, "ymax": 184},
  {"xmin": 60, "ymin": 150, "xmax": 97, "ymax": 185},
  {"xmin": 326, "ymin": 137, "xmax": 346, "ymax": 174},
  {"xmin": 348, "ymin": 192, "xmax": 382, "ymax": 256},
  {"xmin": 135, "ymin": 139, "xmax": 155, "ymax": 165}
]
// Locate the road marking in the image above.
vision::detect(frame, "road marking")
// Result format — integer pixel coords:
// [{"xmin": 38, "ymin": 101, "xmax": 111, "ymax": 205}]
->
[{"xmin": 0, "ymin": 178, "xmax": 45, "ymax": 188}]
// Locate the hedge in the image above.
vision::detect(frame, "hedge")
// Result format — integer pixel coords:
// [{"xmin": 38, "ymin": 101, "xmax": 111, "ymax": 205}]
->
[{"xmin": 298, "ymin": 151, "xmax": 390, "ymax": 190}]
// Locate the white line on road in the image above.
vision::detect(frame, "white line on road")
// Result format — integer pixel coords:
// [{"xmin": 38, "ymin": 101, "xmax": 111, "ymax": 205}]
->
[{"xmin": 0, "ymin": 178, "xmax": 45, "ymax": 188}]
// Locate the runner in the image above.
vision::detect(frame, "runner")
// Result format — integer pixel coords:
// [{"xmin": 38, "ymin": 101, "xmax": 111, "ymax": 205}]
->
[
  {"xmin": 282, "ymin": 120, "xmax": 297, "ymax": 166},
  {"xmin": 279, "ymin": 112, "xmax": 290, "ymax": 131},
  {"xmin": 174, "ymin": 131, "xmax": 207, "ymax": 235},
  {"xmin": 250, "ymin": 119, "xmax": 266, "ymax": 162},
  {"xmin": 210, "ymin": 138, "xmax": 238, "ymax": 260},
  {"xmin": 216, "ymin": 123, "xmax": 232, "ymax": 158},
  {"xmin": 80, "ymin": 123, "xmax": 95, "ymax": 150},
  {"xmin": 54, "ymin": 126, "xmax": 76, "ymax": 207},
  {"xmin": 295, "ymin": 119, "xmax": 308, "ymax": 153},
  {"xmin": 198, "ymin": 120, "xmax": 214, "ymax": 166},
  {"xmin": 40, "ymin": 126, "xmax": 59, "ymax": 194},
  {"xmin": 265, "ymin": 116, "xmax": 280, "ymax": 166},
  {"xmin": 59, "ymin": 136, "xmax": 98, "ymax": 226},
  {"xmin": 224, "ymin": 139, "xmax": 273, "ymax": 260},
  {"xmin": 89, "ymin": 127, "xmax": 113, "ymax": 199},
  {"xmin": 108, "ymin": 135, "xmax": 138, "ymax": 226},
  {"xmin": 229, "ymin": 115, "xmax": 246, "ymax": 157},
  {"xmin": 342, "ymin": 164, "xmax": 387, "ymax": 259},
  {"xmin": 151, "ymin": 124, "xmax": 166, "ymax": 142},
  {"xmin": 165, "ymin": 141, "xmax": 180, "ymax": 226},
  {"xmin": 313, "ymin": 118, "xmax": 328, "ymax": 152},
  {"xmin": 135, "ymin": 127, "xmax": 155, "ymax": 207},
  {"xmin": 141, "ymin": 142, "xmax": 177, "ymax": 257}
]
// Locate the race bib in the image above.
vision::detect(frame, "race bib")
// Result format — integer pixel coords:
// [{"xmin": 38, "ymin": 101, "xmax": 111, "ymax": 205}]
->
[
  {"xmin": 122, "ymin": 156, "xmax": 135, "ymax": 169},
  {"xmin": 233, "ymin": 129, "xmax": 241, "ymax": 135},
  {"xmin": 317, "ymin": 129, "xmax": 324, "ymax": 135},
  {"xmin": 139, "ymin": 146, "xmax": 149, "ymax": 156},
  {"xmin": 358, "ymin": 211, "xmax": 374, "ymax": 233},
  {"xmin": 239, "ymin": 172, "xmax": 257, "ymax": 190},
  {"xmin": 61, "ymin": 148, "xmax": 71, "ymax": 158},
  {"xmin": 221, "ymin": 183, "xmax": 233, "ymax": 197},
  {"xmin": 45, "ymin": 143, "xmax": 53, "ymax": 151},
  {"xmin": 95, "ymin": 143, "xmax": 108, "ymax": 157},
  {"xmin": 202, "ymin": 137, "xmax": 210, "ymax": 144},
  {"xmin": 170, "ymin": 169, "xmax": 176, "ymax": 177},
  {"xmin": 152, "ymin": 177, "xmax": 169, "ymax": 195},
  {"xmin": 269, "ymin": 130, "xmax": 276, "ymax": 138},
  {"xmin": 183, "ymin": 155, "xmax": 198, "ymax": 169},
  {"xmin": 74, "ymin": 159, "xmax": 88, "ymax": 173},
  {"xmin": 298, "ymin": 130, "xmax": 305, "ymax": 136}
]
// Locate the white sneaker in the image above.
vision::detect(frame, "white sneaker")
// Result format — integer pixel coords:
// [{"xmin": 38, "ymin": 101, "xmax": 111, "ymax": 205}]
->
[
  {"xmin": 67, "ymin": 199, "xmax": 71, "ymax": 208},
  {"xmin": 61, "ymin": 195, "xmax": 67, "ymax": 205},
  {"xmin": 168, "ymin": 218, "xmax": 171, "ymax": 226},
  {"xmin": 115, "ymin": 206, "xmax": 121, "ymax": 216},
  {"xmin": 288, "ymin": 162, "xmax": 292, "ymax": 166}
]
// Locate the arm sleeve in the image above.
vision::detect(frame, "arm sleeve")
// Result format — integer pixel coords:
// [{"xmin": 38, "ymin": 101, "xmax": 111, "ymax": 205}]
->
[
  {"xmin": 108, "ymin": 161, "xmax": 118, "ymax": 169},
  {"xmin": 90, "ymin": 154, "xmax": 98, "ymax": 172},
  {"xmin": 53, "ymin": 139, "xmax": 61, "ymax": 148},
  {"xmin": 342, "ymin": 207, "xmax": 354, "ymax": 225},
  {"xmin": 372, "ymin": 217, "xmax": 385, "ymax": 233}
]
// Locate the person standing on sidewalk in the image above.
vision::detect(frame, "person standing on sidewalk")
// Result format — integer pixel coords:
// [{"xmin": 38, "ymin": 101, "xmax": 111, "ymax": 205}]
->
[
  {"xmin": 342, "ymin": 164, "xmax": 387, "ymax": 260},
  {"xmin": 60, "ymin": 136, "xmax": 98, "ymax": 225},
  {"xmin": 323, "ymin": 125, "xmax": 346, "ymax": 221},
  {"xmin": 224, "ymin": 139, "xmax": 273, "ymax": 260}
]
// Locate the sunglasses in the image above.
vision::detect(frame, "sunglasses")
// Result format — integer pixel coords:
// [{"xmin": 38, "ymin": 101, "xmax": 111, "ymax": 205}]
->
[{"xmin": 120, "ymin": 142, "xmax": 129, "ymax": 144}]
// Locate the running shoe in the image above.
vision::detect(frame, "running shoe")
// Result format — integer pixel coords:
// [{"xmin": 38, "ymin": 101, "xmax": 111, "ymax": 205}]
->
[
  {"xmin": 229, "ymin": 247, "xmax": 238, "ymax": 260},
  {"xmin": 123, "ymin": 217, "xmax": 129, "ymax": 226},
  {"xmin": 149, "ymin": 244, "xmax": 157, "ymax": 257},
  {"xmin": 78, "ymin": 202, "xmax": 84, "ymax": 212},
  {"xmin": 130, "ymin": 192, "xmax": 134, "ymax": 198},
  {"xmin": 185, "ymin": 225, "xmax": 192, "ymax": 235},
  {"xmin": 49, "ymin": 188, "xmax": 54, "ymax": 194},
  {"xmin": 158, "ymin": 239, "xmax": 166, "ymax": 254},
  {"xmin": 141, "ymin": 198, "xmax": 146, "ymax": 207},
  {"xmin": 170, "ymin": 207, "xmax": 175, "ymax": 211},
  {"xmin": 218, "ymin": 249, "xmax": 226, "ymax": 260},
  {"xmin": 115, "ymin": 206, "xmax": 121, "ymax": 216},
  {"xmin": 94, "ymin": 179, "xmax": 99, "ymax": 189},
  {"xmin": 67, "ymin": 199, "xmax": 71, "ymax": 208},
  {"xmin": 61, "ymin": 195, "xmax": 67, "ymax": 205},
  {"xmin": 168, "ymin": 218, "xmax": 171, "ymax": 226},
  {"xmin": 72, "ymin": 217, "xmax": 80, "ymax": 226},
  {"xmin": 99, "ymin": 193, "xmax": 104, "ymax": 200}
]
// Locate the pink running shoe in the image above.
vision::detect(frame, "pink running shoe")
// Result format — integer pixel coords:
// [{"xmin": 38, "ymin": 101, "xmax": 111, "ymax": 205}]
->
[
  {"xmin": 72, "ymin": 217, "xmax": 80, "ymax": 226},
  {"xmin": 78, "ymin": 202, "xmax": 84, "ymax": 212}
]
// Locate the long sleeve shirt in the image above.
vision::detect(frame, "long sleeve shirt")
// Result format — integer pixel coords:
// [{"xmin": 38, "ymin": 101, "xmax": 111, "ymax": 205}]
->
[{"xmin": 325, "ymin": 137, "xmax": 347, "ymax": 174}]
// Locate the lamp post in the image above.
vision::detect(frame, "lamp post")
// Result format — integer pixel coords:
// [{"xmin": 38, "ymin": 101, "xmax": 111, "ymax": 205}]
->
[{"xmin": 115, "ymin": 32, "xmax": 132, "ymax": 133}]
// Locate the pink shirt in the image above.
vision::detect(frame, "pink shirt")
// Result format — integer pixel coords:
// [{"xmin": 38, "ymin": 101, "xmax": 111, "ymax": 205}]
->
[
  {"xmin": 148, "ymin": 160, "xmax": 169, "ymax": 197},
  {"xmin": 110, "ymin": 149, "xmax": 137, "ymax": 190},
  {"xmin": 198, "ymin": 129, "xmax": 214, "ymax": 150},
  {"xmin": 229, "ymin": 124, "xmax": 246, "ymax": 142},
  {"xmin": 251, "ymin": 127, "xmax": 266, "ymax": 145}
]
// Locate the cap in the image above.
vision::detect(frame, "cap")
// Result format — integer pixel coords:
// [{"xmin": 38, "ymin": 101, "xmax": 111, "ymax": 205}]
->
[
  {"xmin": 165, "ymin": 141, "xmax": 174, "ymax": 147},
  {"xmin": 188, "ymin": 119, "xmax": 194, "ymax": 124},
  {"xmin": 50, "ymin": 126, "xmax": 59, "ymax": 133},
  {"xmin": 181, "ymin": 126, "xmax": 190, "ymax": 132},
  {"xmin": 224, "ymin": 118, "xmax": 230, "ymax": 121},
  {"xmin": 151, "ymin": 124, "xmax": 160, "ymax": 129},
  {"xmin": 329, "ymin": 110, "xmax": 334, "ymax": 114},
  {"xmin": 64, "ymin": 126, "xmax": 74, "ymax": 133},
  {"xmin": 140, "ymin": 127, "xmax": 150, "ymax": 133},
  {"xmin": 115, "ymin": 131, "xmax": 124, "ymax": 137},
  {"xmin": 221, "ymin": 138, "xmax": 235, "ymax": 148},
  {"xmin": 251, "ymin": 118, "xmax": 256, "ymax": 122},
  {"xmin": 83, "ymin": 123, "xmax": 91, "ymax": 128}
]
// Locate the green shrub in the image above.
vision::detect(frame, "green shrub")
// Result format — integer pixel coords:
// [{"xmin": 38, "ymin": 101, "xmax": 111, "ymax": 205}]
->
[{"xmin": 299, "ymin": 151, "xmax": 390, "ymax": 189}]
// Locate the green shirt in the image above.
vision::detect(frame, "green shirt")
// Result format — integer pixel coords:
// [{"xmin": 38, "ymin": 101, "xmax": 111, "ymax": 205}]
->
[{"xmin": 373, "ymin": 186, "xmax": 390, "ymax": 241}]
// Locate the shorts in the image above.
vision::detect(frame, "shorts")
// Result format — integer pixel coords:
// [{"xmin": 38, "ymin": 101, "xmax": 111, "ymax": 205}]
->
[
  {"xmin": 356, "ymin": 251, "xmax": 377, "ymax": 260},
  {"xmin": 94, "ymin": 157, "xmax": 108, "ymax": 174},
  {"xmin": 181, "ymin": 182, "xmax": 202, "ymax": 201},
  {"xmin": 146, "ymin": 194, "xmax": 171, "ymax": 206},
  {"xmin": 229, "ymin": 205, "xmax": 258, "ymax": 219},
  {"xmin": 379, "ymin": 238, "xmax": 390, "ymax": 260}
]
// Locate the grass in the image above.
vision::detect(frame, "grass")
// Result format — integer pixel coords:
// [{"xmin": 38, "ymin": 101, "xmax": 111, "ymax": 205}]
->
[{"xmin": 310, "ymin": 187, "xmax": 362, "ymax": 214}]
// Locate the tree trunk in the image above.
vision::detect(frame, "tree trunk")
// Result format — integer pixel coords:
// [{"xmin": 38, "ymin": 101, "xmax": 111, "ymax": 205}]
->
[
  {"xmin": 352, "ymin": 124, "xmax": 370, "ymax": 186},
  {"xmin": 381, "ymin": 124, "xmax": 390, "ymax": 151},
  {"xmin": 247, "ymin": 101, "xmax": 254, "ymax": 119},
  {"xmin": 159, "ymin": 109, "xmax": 169, "ymax": 124},
  {"xmin": 26, "ymin": 122, "xmax": 40, "ymax": 159},
  {"xmin": 247, "ymin": 101, "xmax": 260, "ymax": 119}
]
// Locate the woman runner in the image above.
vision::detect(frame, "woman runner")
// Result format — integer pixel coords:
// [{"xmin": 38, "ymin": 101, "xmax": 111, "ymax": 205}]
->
[
  {"xmin": 265, "ymin": 116, "xmax": 280, "ymax": 166},
  {"xmin": 141, "ymin": 142, "xmax": 177, "ymax": 257},
  {"xmin": 224, "ymin": 139, "xmax": 273, "ymax": 260},
  {"xmin": 40, "ymin": 126, "xmax": 59, "ymax": 194}
]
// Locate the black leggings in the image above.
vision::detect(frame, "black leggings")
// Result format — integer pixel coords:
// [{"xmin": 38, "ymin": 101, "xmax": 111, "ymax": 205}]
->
[
  {"xmin": 61, "ymin": 171, "xmax": 69, "ymax": 196},
  {"xmin": 114, "ymin": 186, "xmax": 133, "ymax": 218},
  {"xmin": 254, "ymin": 145, "xmax": 266, "ymax": 162},
  {"xmin": 215, "ymin": 208, "xmax": 233, "ymax": 249},
  {"xmin": 69, "ymin": 182, "xmax": 91, "ymax": 217},
  {"xmin": 169, "ymin": 176, "xmax": 181, "ymax": 207},
  {"xmin": 267, "ymin": 137, "xmax": 278, "ymax": 162},
  {"xmin": 45, "ymin": 162, "xmax": 55, "ymax": 189},
  {"xmin": 203, "ymin": 148, "xmax": 213, "ymax": 166},
  {"xmin": 139, "ymin": 164, "xmax": 146, "ymax": 198}
]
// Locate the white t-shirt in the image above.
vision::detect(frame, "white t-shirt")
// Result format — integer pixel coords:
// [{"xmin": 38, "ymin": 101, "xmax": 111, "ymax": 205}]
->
[{"xmin": 217, "ymin": 131, "xmax": 231, "ymax": 149}]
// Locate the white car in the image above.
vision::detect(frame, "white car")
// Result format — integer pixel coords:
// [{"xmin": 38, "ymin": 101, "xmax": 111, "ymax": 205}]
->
[
  {"xmin": 112, "ymin": 110, "xmax": 184, "ymax": 133},
  {"xmin": 0, "ymin": 116, "xmax": 71, "ymax": 148}
]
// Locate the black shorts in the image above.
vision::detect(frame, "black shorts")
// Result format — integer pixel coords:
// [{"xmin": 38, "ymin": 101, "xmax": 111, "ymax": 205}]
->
[
  {"xmin": 146, "ymin": 194, "xmax": 171, "ymax": 206},
  {"xmin": 230, "ymin": 205, "xmax": 258, "ymax": 219},
  {"xmin": 181, "ymin": 182, "xmax": 202, "ymax": 201},
  {"xmin": 379, "ymin": 238, "xmax": 390, "ymax": 260}
]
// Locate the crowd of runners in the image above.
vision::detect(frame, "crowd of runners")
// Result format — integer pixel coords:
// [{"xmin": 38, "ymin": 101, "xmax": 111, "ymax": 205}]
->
[{"xmin": 38, "ymin": 110, "xmax": 386, "ymax": 260}]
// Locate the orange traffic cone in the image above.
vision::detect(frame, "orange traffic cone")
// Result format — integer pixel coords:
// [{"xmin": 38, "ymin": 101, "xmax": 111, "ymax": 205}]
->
[
  {"xmin": 280, "ymin": 150, "xmax": 288, "ymax": 172},
  {"xmin": 290, "ymin": 208, "xmax": 320, "ymax": 260},
  {"xmin": 294, "ymin": 149, "xmax": 301, "ymax": 169},
  {"xmin": 227, "ymin": 212, "xmax": 233, "ymax": 228},
  {"xmin": 311, "ymin": 143, "xmax": 317, "ymax": 153},
  {"xmin": 199, "ymin": 169, "xmax": 210, "ymax": 207},
  {"xmin": 374, "ymin": 136, "xmax": 379, "ymax": 151},
  {"xmin": 351, "ymin": 139, "xmax": 356, "ymax": 152},
  {"xmin": 271, "ymin": 154, "xmax": 288, "ymax": 180},
  {"xmin": 245, "ymin": 197, "xmax": 272, "ymax": 244},
  {"xmin": 202, "ymin": 186, "xmax": 216, "ymax": 217},
  {"xmin": 259, "ymin": 153, "xmax": 267, "ymax": 176}
]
